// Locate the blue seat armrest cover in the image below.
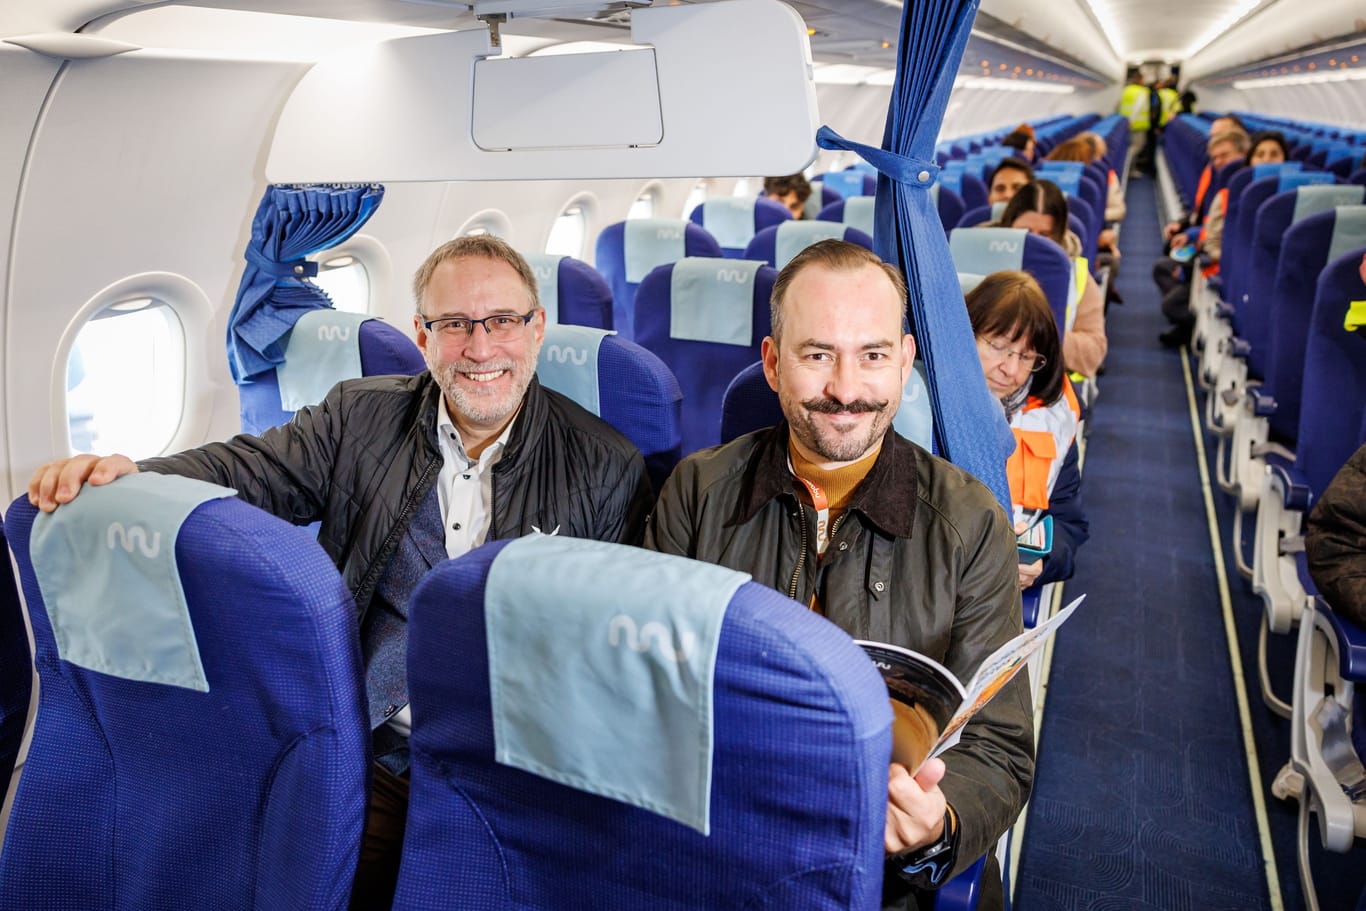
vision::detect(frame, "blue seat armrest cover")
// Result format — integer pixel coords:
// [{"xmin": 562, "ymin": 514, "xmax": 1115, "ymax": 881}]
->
[
  {"xmin": 1265, "ymin": 458, "xmax": 1312, "ymax": 512},
  {"xmin": 1249, "ymin": 388, "xmax": 1277, "ymax": 417},
  {"xmin": 934, "ymin": 855, "xmax": 987, "ymax": 911},
  {"xmin": 1230, "ymin": 337, "xmax": 1251, "ymax": 359},
  {"xmin": 1216, "ymin": 299, "xmax": 1236, "ymax": 318},
  {"xmin": 1316, "ymin": 598, "xmax": 1366, "ymax": 681},
  {"xmin": 1207, "ymin": 276, "xmax": 1223, "ymax": 296},
  {"xmin": 1021, "ymin": 586, "xmax": 1042, "ymax": 629}
]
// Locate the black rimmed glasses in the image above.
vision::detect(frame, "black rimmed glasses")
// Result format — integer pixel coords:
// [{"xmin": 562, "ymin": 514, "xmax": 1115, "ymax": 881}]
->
[
  {"xmin": 420, "ymin": 309, "xmax": 536, "ymax": 341},
  {"xmin": 979, "ymin": 337, "xmax": 1047, "ymax": 372}
]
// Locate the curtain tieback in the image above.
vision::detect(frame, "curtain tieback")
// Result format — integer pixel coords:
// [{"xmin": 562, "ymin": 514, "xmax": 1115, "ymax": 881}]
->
[
  {"xmin": 816, "ymin": 126, "xmax": 940, "ymax": 189},
  {"xmin": 245, "ymin": 250, "xmax": 320, "ymax": 281}
]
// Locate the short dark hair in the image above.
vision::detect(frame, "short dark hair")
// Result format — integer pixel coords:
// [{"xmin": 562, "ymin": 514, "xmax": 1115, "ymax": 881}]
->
[
  {"xmin": 965, "ymin": 270, "xmax": 1064, "ymax": 404},
  {"xmin": 763, "ymin": 174, "xmax": 812, "ymax": 203},
  {"xmin": 989, "ymin": 157, "xmax": 1035, "ymax": 187},
  {"xmin": 1245, "ymin": 130, "xmax": 1288, "ymax": 163},
  {"xmin": 770, "ymin": 240, "xmax": 906, "ymax": 345},
  {"xmin": 1002, "ymin": 130, "xmax": 1033, "ymax": 153},
  {"xmin": 999, "ymin": 179, "xmax": 1070, "ymax": 247}
]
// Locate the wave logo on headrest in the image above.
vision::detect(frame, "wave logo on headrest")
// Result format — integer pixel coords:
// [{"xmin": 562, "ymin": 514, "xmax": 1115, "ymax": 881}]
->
[
  {"xmin": 607, "ymin": 614, "xmax": 696, "ymax": 663},
  {"xmin": 655, "ymin": 228, "xmax": 682, "ymax": 240},
  {"xmin": 543, "ymin": 345, "xmax": 591, "ymax": 366},
  {"xmin": 902, "ymin": 383, "xmax": 922, "ymax": 403},
  {"xmin": 107, "ymin": 522, "xmax": 161, "ymax": 559},
  {"xmin": 317, "ymin": 325, "xmax": 352, "ymax": 342},
  {"xmin": 715, "ymin": 269, "xmax": 751, "ymax": 283},
  {"xmin": 988, "ymin": 240, "xmax": 1020, "ymax": 254},
  {"xmin": 533, "ymin": 264, "xmax": 554, "ymax": 281}
]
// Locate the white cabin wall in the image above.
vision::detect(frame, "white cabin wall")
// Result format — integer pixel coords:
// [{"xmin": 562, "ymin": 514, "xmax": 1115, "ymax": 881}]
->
[
  {"xmin": 940, "ymin": 85, "xmax": 1110, "ymax": 141},
  {"xmin": 1196, "ymin": 81, "xmax": 1366, "ymax": 131}
]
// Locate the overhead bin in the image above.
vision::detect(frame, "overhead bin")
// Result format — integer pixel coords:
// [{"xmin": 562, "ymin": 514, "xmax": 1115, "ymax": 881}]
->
[{"xmin": 265, "ymin": 0, "xmax": 819, "ymax": 183}]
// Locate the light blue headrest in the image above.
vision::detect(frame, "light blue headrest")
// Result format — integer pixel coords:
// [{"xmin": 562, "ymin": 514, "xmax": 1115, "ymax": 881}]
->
[
  {"xmin": 1280, "ymin": 171, "xmax": 1335, "ymax": 192},
  {"xmin": 1328, "ymin": 205, "xmax": 1366, "ymax": 266},
  {"xmin": 842, "ymin": 196, "xmax": 876, "ymax": 237},
  {"xmin": 29, "ymin": 473, "xmax": 238, "ymax": 692},
  {"xmin": 536, "ymin": 324, "xmax": 608, "ymax": 416},
  {"xmin": 940, "ymin": 173, "xmax": 963, "ymax": 196},
  {"xmin": 950, "ymin": 227, "xmax": 1027, "ymax": 273},
  {"xmin": 1044, "ymin": 172, "xmax": 1081, "ymax": 197},
  {"xmin": 1039, "ymin": 161, "xmax": 1084, "ymax": 177},
  {"xmin": 891, "ymin": 360, "xmax": 933, "ymax": 451},
  {"xmin": 702, "ymin": 198, "xmax": 759, "ymax": 250},
  {"xmin": 1292, "ymin": 185, "xmax": 1365, "ymax": 223},
  {"xmin": 485, "ymin": 534, "xmax": 750, "ymax": 834},
  {"xmin": 942, "ymin": 161, "xmax": 967, "ymax": 174},
  {"xmin": 625, "ymin": 218, "xmax": 688, "ymax": 283},
  {"xmin": 958, "ymin": 272, "xmax": 986, "ymax": 296},
  {"xmin": 523, "ymin": 252, "xmax": 564, "ymax": 324},
  {"xmin": 1253, "ymin": 161, "xmax": 1302, "ymax": 180},
  {"xmin": 276, "ymin": 309, "xmax": 374, "ymax": 411},
  {"xmin": 848, "ymin": 161, "xmax": 877, "ymax": 176},
  {"xmin": 803, "ymin": 183, "xmax": 825, "ymax": 220},
  {"xmin": 823, "ymin": 171, "xmax": 866, "ymax": 200},
  {"xmin": 991, "ymin": 201, "xmax": 1007, "ymax": 221},
  {"xmin": 775, "ymin": 221, "xmax": 847, "ymax": 271},
  {"xmin": 669, "ymin": 257, "xmax": 760, "ymax": 346}
]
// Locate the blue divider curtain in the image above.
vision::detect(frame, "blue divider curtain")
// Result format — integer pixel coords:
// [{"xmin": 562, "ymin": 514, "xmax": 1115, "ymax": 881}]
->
[
  {"xmin": 226, "ymin": 184, "xmax": 385, "ymax": 384},
  {"xmin": 815, "ymin": 0, "xmax": 1014, "ymax": 512}
]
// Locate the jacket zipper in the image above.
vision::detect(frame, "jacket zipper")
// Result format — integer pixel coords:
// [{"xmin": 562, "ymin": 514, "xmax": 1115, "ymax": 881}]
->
[
  {"xmin": 354, "ymin": 454, "xmax": 441, "ymax": 613},
  {"xmin": 788, "ymin": 508, "xmax": 847, "ymax": 604}
]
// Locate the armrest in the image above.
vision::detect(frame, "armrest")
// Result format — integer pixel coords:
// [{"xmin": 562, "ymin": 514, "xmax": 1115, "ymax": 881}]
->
[
  {"xmin": 1248, "ymin": 388, "xmax": 1277, "ymax": 417},
  {"xmin": 1266, "ymin": 460, "xmax": 1312, "ymax": 512},
  {"xmin": 1207, "ymin": 276, "xmax": 1224, "ymax": 296},
  {"xmin": 1021, "ymin": 587, "xmax": 1042, "ymax": 629},
  {"xmin": 1229, "ymin": 337, "xmax": 1251, "ymax": 359},
  {"xmin": 1216, "ymin": 299, "xmax": 1236, "ymax": 319},
  {"xmin": 1315, "ymin": 598, "xmax": 1366, "ymax": 682},
  {"xmin": 933, "ymin": 855, "xmax": 988, "ymax": 911}
]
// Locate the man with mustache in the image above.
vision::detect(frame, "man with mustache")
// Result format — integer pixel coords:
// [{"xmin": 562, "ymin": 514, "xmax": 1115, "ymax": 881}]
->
[
  {"xmin": 644, "ymin": 240, "xmax": 1031, "ymax": 911},
  {"xmin": 28, "ymin": 234, "xmax": 653, "ymax": 909}
]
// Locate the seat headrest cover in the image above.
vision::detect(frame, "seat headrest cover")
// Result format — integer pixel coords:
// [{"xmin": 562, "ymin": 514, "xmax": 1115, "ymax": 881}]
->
[
  {"xmin": 803, "ymin": 184, "xmax": 825, "ymax": 219},
  {"xmin": 1253, "ymin": 161, "xmax": 1302, "ymax": 180},
  {"xmin": 29, "ymin": 473, "xmax": 237, "ymax": 692},
  {"xmin": 1045, "ymin": 173, "xmax": 1081, "ymax": 197},
  {"xmin": 823, "ymin": 171, "xmax": 866, "ymax": 199},
  {"xmin": 669, "ymin": 257, "xmax": 761, "ymax": 346},
  {"xmin": 625, "ymin": 219, "xmax": 689, "ymax": 282},
  {"xmin": 892, "ymin": 361, "xmax": 934, "ymax": 451},
  {"xmin": 484, "ymin": 534, "xmax": 750, "ymax": 834},
  {"xmin": 1293, "ymin": 185, "xmax": 1365, "ymax": 224},
  {"xmin": 958, "ymin": 272, "xmax": 986, "ymax": 296},
  {"xmin": 1328, "ymin": 206, "xmax": 1366, "ymax": 266},
  {"xmin": 523, "ymin": 253, "xmax": 565, "ymax": 324},
  {"xmin": 843, "ymin": 196, "xmax": 876, "ymax": 237},
  {"xmin": 276, "ymin": 309, "xmax": 373, "ymax": 411},
  {"xmin": 950, "ymin": 227, "xmax": 1027, "ymax": 273},
  {"xmin": 1280, "ymin": 171, "xmax": 1335, "ymax": 192},
  {"xmin": 991, "ymin": 201, "xmax": 1007, "ymax": 221},
  {"xmin": 537, "ymin": 324, "xmax": 610, "ymax": 416},
  {"xmin": 701, "ymin": 198, "xmax": 759, "ymax": 250},
  {"xmin": 775, "ymin": 221, "xmax": 847, "ymax": 271}
]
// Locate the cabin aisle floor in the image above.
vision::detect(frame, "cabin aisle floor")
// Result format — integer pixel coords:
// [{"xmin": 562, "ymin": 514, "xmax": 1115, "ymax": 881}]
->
[{"xmin": 1012, "ymin": 174, "xmax": 1272, "ymax": 911}]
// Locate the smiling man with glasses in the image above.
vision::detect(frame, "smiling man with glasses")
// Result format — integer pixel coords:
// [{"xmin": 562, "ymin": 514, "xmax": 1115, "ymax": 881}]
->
[{"xmin": 29, "ymin": 233, "xmax": 653, "ymax": 910}]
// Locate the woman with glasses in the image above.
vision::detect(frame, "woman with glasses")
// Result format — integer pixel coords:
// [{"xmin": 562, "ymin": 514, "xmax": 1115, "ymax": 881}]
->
[{"xmin": 967, "ymin": 270, "xmax": 1089, "ymax": 591}]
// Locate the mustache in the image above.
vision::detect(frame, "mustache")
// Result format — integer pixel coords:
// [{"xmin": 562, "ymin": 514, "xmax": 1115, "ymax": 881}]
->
[{"xmin": 801, "ymin": 397, "xmax": 888, "ymax": 415}]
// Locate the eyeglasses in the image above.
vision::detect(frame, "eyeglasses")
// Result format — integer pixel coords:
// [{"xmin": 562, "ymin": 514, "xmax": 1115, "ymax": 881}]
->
[
  {"xmin": 979, "ymin": 336, "xmax": 1047, "ymax": 372},
  {"xmin": 420, "ymin": 309, "xmax": 536, "ymax": 341}
]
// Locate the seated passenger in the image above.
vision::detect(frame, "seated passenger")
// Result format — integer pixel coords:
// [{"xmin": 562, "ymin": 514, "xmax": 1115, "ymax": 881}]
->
[
  {"xmin": 763, "ymin": 173, "xmax": 813, "ymax": 220},
  {"xmin": 1161, "ymin": 114, "xmax": 1247, "ymax": 242},
  {"xmin": 967, "ymin": 271, "xmax": 1088, "ymax": 591},
  {"xmin": 987, "ymin": 157, "xmax": 1035, "ymax": 208},
  {"xmin": 645, "ymin": 239, "xmax": 1033, "ymax": 911},
  {"xmin": 1001, "ymin": 127, "xmax": 1036, "ymax": 164},
  {"xmin": 1306, "ymin": 440, "xmax": 1366, "ymax": 627},
  {"xmin": 997, "ymin": 180, "xmax": 1108, "ymax": 378},
  {"xmin": 1045, "ymin": 137, "xmax": 1123, "ymax": 256},
  {"xmin": 28, "ymin": 234, "xmax": 655, "ymax": 911}
]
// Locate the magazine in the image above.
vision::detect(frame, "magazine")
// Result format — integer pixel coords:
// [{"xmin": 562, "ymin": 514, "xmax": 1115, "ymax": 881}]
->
[{"xmin": 856, "ymin": 595, "xmax": 1082, "ymax": 771}]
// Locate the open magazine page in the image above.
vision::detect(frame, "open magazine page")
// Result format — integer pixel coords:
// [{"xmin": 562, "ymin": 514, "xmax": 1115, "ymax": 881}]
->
[
  {"xmin": 856, "ymin": 642, "xmax": 967, "ymax": 771},
  {"xmin": 929, "ymin": 595, "xmax": 1084, "ymax": 759}
]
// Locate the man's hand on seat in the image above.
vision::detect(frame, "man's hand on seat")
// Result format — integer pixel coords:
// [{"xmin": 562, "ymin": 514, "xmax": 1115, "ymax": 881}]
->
[{"xmin": 28, "ymin": 454, "xmax": 138, "ymax": 512}]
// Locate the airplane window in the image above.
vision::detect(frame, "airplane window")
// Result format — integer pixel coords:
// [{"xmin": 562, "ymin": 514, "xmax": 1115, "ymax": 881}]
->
[
  {"xmin": 457, "ymin": 210, "xmax": 513, "ymax": 239},
  {"xmin": 66, "ymin": 299, "xmax": 185, "ymax": 458},
  {"xmin": 732, "ymin": 178, "xmax": 755, "ymax": 197},
  {"xmin": 627, "ymin": 191, "xmax": 655, "ymax": 220},
  {"xmin": 545, "ymin": 201, "xmax": 589, "ymax": 258},
  {"xmin": 311, "ymin": 254, "xmax": 370, "ymax": 314},
  {"xmin": 682, "ymin": 180, "xmax": 710, "ymax": 218}
]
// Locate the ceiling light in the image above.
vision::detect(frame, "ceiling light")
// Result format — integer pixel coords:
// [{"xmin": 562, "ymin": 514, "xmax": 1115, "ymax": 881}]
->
[
  {"xmin": 1233, "ymin": 68, "xmax": 1366, "ymax": 89},
  {"xmin": 1184, "ymin": 0, "xmax": 1264, "ymax": 59}
]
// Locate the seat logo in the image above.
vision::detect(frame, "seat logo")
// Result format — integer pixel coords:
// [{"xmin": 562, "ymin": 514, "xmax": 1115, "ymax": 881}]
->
[
  {"xmin": 902, "ymin": 384, "xmax": 922, "ymax": 403},
  {"xmin": 715, "ymin": 269, "xmax": 750, "ymax": 283},
  {"xmin": 607, "ymin": 614, "xmax": 695, "ymax": 663},
  {"xmin": 543, "ymin": 345, "xmax": 590, "ymax": 365},
  {"xmin": 988, "ymin": 240, "xmax": 1020, "ymax": 254},
  {"xmin": 656, "ymin": 228, "xmax": 682, "ymax": 240},
  {"xmin": 317, "ymin": 325, "xmax": 351, "ymax": 341},
  {"xmin": 107, "ymin": 522, "xmax": 161, "ymax": 558},
  {"xmin": 533, "ymin": 264, "xmax": 554, "ymax": 281}
]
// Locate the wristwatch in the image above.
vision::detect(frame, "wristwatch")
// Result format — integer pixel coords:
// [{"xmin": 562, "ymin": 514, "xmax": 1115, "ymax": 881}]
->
[{"xmin": 891, "ymin": 808, "xmax": 958, "ymax": 888}]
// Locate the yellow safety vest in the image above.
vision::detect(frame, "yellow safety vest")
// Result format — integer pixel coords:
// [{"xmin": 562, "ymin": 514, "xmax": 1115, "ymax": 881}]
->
[
  {"xmin": 1158, "ymin": 87, "xmax": 1180, "ymax": 126},
  {"xmin": 1119, "ymin": 84, "xmax": 1150, "ymax": 130}
]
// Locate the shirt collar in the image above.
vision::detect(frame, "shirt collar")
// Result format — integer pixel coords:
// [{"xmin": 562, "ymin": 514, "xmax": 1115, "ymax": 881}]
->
[{"xmin": 437, "ymin": 395, "xmax": 520, "ymax": 469}]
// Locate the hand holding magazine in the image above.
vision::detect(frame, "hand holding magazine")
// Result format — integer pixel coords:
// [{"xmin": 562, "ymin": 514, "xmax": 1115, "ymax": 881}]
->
[{"xmin": 857, "ymin": 596, "xmax": 1082, "ymax": 771}]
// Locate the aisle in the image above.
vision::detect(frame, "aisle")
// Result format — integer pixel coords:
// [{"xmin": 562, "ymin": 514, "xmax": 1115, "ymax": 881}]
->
[{"xmin": 1011, "ymin": 174, "xmax": 1272, "ymax": 910}]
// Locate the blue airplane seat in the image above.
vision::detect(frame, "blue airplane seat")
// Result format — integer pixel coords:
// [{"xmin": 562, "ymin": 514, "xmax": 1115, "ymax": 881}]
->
[
  {"xmin": 0, "ymin": 481, "xmax": 369, "ymax": 910},
  {"xmin": 239, "ymin": 316, "xmax": 425, "ymax": 435},
  {"xmin": 594, "ymin": 218, "xmax": 724, "ymax": 340},
  {"xmin": 632, "ymin": 258, "xmax": 776, "ymax": 455},
  {"xmin": 814, "ymin": 195, "xmax": 878, "ymax": 237},
  {"xmin": 1218, "ymin": 164, "xmax": 1303, "ymax": 304},
  {"xmin": 1225, "ymin": 173, "xmax": 1328, "ymax": 315},
  {"xmin": 935, "ymin": 185, "xmax": 965, "ymax": 237},
  {"xmin": 395, "ymin": 536, "xmax": 892, "ymax": 911},
  {"xmin": 522, "ymin": 252, "xmax": 614, "ymax": 330},
  {"xmin": 535, "ymin": 323, "xmax": 683, "ymax": 495},
  {"xmin": 948, "ymin": 227, "xmax": 1072, "ymax": 343},
  {"xmin": 688, "ymin": 196, "xmax": 793, "ymax": 259},
  {"xmin": 1349, "ymin": 167, "xmax": 1366, "ymax": 188},
  {"xmin": 958, "ymin": 172, "xmax": 989, "ymax": 211},
  {"xmin": 0, "ymin": 515, "xmax": 30, "ymax": 803},
  {"xmin": 955, "ymin": 202, "xmax": 1006, "ymax": 229},
  {"xmin": 743, "ymin": 221, "xmax": 874, "ymax": 271},
  {"xmin": 1065, "ymin": 194, "xmax": 1098, "ymax": 261},
  {"xmin": 803, "ymin": 181, "xmax": 843, "ymax": 219},
  {"xmin": 816, "ymin": 169, "xmax": 877, "ymax": 199}
]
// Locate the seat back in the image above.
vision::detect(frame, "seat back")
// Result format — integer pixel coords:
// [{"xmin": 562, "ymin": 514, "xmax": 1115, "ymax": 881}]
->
[
  {"xmin": 594, "ymin": 219, "xmax": 724, "ymax": 339},
  {"xmin": 0, "ymin": 481, "xmax": 369, "ymax": 910},
  {"xmin": 934, "ymin": 184, "xmax": 965, "ymax": 237},
  {"xmin": 396, "ymin": 536, "xmax": 891, "ymax": 911},
  {"xmin": 803, "ymin": 182, "xmax": 843, "ymax": 219},
  {"xmin": 536, "ymin": 324, "xmax": 683, "ymax": 493},
  {"xmin": 718, "ymin": 360, "xmax": 935, "ymax": 452},
  {"xmin": 632, "ymin": 258, "xmax": 777, "ymax": 454},
  {"xmin": 688, "ymin": 197, "xmax": 792, "ymax": 258},
  {"xmin": 742, "ymin": 221, "xmax": 874, "ymax": 271},
  {"xmin": 814, "ymin": 196, "xmax": 877, "ymax": 238},
  {"xmin": 955, "ymin": 202, "xmax": 1006, "ymax": 230},
  {"xmin": 239, "ymin": 316, "xmax": 426, "ymax": 435},
  {"xmin": 818, "ymin": 169, "xmax": 876, "ymax": 199},
  {"xmin": 948, "ymin": 227, "xmax": 1072, "ymax": 341},
  {"xmin": 1264, "ymin": 206, "xmax": 1366, "ymax": 443},
  {"xmin": 0, "ymin": 516, "xmax": 30, "ymax": 803},
  {"xmin": 523, "ymin": 252, "xmax": 614, "ymax": 330}
]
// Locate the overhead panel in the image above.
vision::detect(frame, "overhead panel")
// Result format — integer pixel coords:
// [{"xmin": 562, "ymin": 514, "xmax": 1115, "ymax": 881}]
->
[{"xmin": 265, "ymin": 0, "xmax": 819, "ymax": 182}]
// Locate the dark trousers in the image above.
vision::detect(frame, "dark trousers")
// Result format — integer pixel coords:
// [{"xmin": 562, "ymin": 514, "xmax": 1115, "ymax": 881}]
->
[
  {"xmin": 349, "ymin": 762, "xmax": 410, "ymax": 911},
  {"xmin": 1153, "ymin": 256, "xmax": 1192, "ymax": 329}
]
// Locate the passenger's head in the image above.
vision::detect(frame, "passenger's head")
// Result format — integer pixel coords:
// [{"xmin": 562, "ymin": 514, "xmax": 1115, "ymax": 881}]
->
[
  {"xmin": 965, "ymin": 270, "xmax": 1063, "ymax": 404},
  {"xmin": 1246, "ymin": 131, "xmax": 1288, "ymax": 166},
  {"xmin": 1206, "ymin": 129, "xmax": 1249, "ymax": 172},
  {"xmin": 1000, "ymin": 179, "xmax": 1069, "ymax": 247},
  {"xmin": 1045, "ymin": 137, "xmax": 1093, "ymax": 164},
  {"xmin": 1210, "ymin": 114, "xmax": 1246, "ymax": 136},
  {"xmin": 411, "ymin": 235, "xmax": 546, "ymax": 434},
  {"xmin": 1079, "ymin": 132, "xmax": 1107, "ymax": 163},
  {"xmin": 763, "ymin": 174, "xmax": 813, "ymax": 220},
  {"xmin": 1002, "ymin": 130, "xmax": 1036, "ymax": 162},
  {"xmin": 988, "ymin": 158, "xmax": 1035, "ymax": 205},
  {"xmin": 764, "ymin": 240, "xmax": 913, "ymax": 466}
]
